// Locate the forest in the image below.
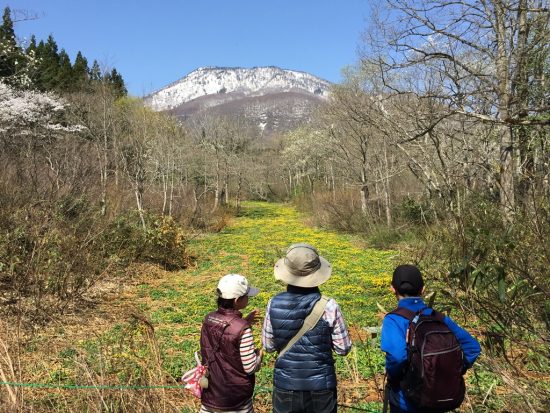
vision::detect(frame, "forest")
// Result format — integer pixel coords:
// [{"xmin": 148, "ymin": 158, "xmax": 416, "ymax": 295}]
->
[{"xmin": 1, "ymin": 2, "xmax": 549, "ymax": 412}]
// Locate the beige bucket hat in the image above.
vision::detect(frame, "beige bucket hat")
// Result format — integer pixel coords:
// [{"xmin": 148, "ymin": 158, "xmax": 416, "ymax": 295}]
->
[{"xmin": 274, "ymin": 243, "xmax": 332, "ymax": 288}]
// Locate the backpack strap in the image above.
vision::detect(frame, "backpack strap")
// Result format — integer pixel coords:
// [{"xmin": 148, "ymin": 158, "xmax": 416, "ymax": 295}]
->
[
  {"xmin": 430, "ymin": 309, "xmax": 446, "ymax": 322},
  {"xmin": 389, "ymin": 306, "xmax": 443, "ymax": 321},
  {"xmin": 389, "ymin": 307, "xmax": 417, "ymax": 320},
  {"xmin": 277, "ymin": 296, "xmax": 329, "ymax": 360}
]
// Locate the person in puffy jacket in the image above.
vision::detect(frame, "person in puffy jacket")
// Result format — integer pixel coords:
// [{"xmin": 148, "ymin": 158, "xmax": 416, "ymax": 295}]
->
[
  {"xmin": 200, "ymin": 274, "xmax": 263, "ymax": 413},
  {"xmin": 262, "ymin": 243, "xmax": 352, "ymax": 413}
]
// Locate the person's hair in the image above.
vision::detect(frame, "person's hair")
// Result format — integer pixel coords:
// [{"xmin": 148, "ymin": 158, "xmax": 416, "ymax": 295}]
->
[
  {"xmin": 395, "ymin": 290, "xmax": 416, "ymax": 298},
  {"xmin": 217, "ymin": 296, "xmax": 235, "ymax": 309},
  {"xmin": 216, "ymin": 288, "xmax": 234, "ymax": 308}
]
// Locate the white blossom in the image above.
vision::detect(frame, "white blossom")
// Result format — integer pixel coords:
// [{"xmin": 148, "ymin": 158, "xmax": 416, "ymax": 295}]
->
[{"xmin": 0, "ymin": 81, "xmax": 81, "ymax": 136}]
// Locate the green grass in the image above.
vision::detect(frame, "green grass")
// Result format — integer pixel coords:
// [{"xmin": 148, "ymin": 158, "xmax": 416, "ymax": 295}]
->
[
  {"xmin": 152, "ymin": 202, "xmax": 394, "ymax": 387},
  {"xmin": 58, "ymin": 201, "xmax": 397, "ymax": 409}
]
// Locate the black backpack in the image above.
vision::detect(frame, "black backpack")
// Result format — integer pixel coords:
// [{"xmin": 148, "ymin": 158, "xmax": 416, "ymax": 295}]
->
[{"xmin": 390, "ymin": 307, "xmax": 465, "ymax": 413}]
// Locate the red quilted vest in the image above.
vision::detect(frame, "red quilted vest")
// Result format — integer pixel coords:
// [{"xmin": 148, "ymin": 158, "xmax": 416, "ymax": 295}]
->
[{"xmin": 200, "ymin": 307, "xmax": 255, "ymax": 410}]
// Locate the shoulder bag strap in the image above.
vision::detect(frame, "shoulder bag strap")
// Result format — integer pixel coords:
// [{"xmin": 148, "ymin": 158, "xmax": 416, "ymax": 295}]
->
[{"xmin": 277, "ymin": 296, "xmax": 330, "ymax": 360}]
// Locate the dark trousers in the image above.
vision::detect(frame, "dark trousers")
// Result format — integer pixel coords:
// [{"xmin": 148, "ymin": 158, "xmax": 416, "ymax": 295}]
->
[
  {"xmin": 272, "ymin": 387, "xmax": 337, "ymax": 413},
  {"xmin": 384, "ymin": 382, "xmax": 409, "ymax": 413}
]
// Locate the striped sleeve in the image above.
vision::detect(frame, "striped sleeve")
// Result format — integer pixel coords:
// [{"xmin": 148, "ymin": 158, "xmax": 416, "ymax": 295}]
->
[
  {"xmin": 323, "ymin": 298, "xmax": 352, "ymax": 355},
  {"xmin": 261, "ymin": 299, "xmax": 276, "ymax": 352},
  {"xmin": 240, "ymin": 327, "xmax": 260, "ymax": 374}
]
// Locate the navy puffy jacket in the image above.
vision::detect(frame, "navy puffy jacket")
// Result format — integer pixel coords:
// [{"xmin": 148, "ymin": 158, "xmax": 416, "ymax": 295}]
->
[{"xmin": 270, "ymin": 287, "xmax": 336, "ymax": 391}]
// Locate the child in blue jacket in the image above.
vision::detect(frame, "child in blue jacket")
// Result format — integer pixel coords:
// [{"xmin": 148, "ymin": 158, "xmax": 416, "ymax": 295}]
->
[{"xmin": 380, "ymin": 265, "xmax": 481, "ymax": 412}]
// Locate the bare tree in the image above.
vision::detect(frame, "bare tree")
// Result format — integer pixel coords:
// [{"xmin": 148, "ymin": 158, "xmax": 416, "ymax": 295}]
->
[
  {"xmin": 364, "ymin": 0, "xmax": 550, "ymax": 219},
  {"xmin": 320, "ymin": 70, "xmax": 408, "ymax": 225},
  {"xmin": 118, "ymin": 100, "xmax": 156, "ymax": 229},
  {"xmin": 189, "ymin": 114, "xmax": 256, "ymax": 211},
  {"xmin": 69, "ymin": 77, "xmax": 118, "ymax": 216}
]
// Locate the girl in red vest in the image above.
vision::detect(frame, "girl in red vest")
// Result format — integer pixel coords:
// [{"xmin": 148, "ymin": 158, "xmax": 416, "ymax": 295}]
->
[{"xmin": 199, "ymin": 274, "xmax": 263, "ymax": 413}]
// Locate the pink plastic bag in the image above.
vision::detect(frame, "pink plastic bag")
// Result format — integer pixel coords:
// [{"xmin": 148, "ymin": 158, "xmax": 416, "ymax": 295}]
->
[{"xmin": 181, "ymin": 351, "xmax": 207, "ymax": 398}]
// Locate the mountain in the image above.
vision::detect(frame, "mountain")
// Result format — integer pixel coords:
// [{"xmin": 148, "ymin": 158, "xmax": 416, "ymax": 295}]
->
[{"xmin": 143, "ymin": 66, "xmax": 331, "ymax": 135}]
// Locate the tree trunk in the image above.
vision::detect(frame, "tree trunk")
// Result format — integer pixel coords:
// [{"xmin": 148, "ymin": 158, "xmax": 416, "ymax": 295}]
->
[
  {"xmin": 307, "ymin": 175, "xmax": 314, "ymax": 194},
  {"xmin": 100, "ymin": 87, "xmax": 110, "ymax": 217},
  {"xmin": 212, "ymin": 154, "xmax": 220, "ymax": 212},
  {"xmin": 514, "ymin": 0, "xmax": 534, "ymax": 205},
  {"xmin": 135, "ymin": 187, "xmax": 146, "ymax": 230},
  {"xmin": 360, "ymin": 169, "xmax": 369, "ymax": 216},
  {"xmin": 499, "ymin": 125, "xmax": 515, "ymax": 220},
  {"xmin": 192, "ymin": 186, "xmax": 198, "ymax": 215},
  {"xmin": 235, "ymin": 170, "xmax": 243, "ymax": 209},
  {"xmin": 223, "ymin": 180, "xmax": 229, "ymax": 206},
  {"xmin": 161, "ymin": 171, "xmax": 168, "ymax": 215},
  {"xmin": 495, "ymin": 1, "xmax": 516, "ymax": 220},
  {"xmin": 374, "ymin": 181, "xmax": 381, "ymax": 219},
  {"xmin": 383, "ymin": 139, "xmax": 392, "ymax": 227},
  {"xmin": 168, "ymin": 167, "xmax": 174, "ymax": 216},
  {"xmin": 330, "ymin": 163, "xmax": 336, "ymax": 202},
  {"xmin": 98, "ymin": 147, "xmax": 107, "ymax": 217}
]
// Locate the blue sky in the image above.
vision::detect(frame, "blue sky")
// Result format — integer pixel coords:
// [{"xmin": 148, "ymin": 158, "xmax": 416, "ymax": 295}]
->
[{"xmin": 6, "ymin": 0, "xmax": 371, "ymax": 96}]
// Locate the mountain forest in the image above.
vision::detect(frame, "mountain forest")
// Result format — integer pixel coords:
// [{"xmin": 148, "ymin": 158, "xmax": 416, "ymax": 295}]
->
[{"xmin": 1, "ymin": 2, "xmax": 549, "ymax": 412}]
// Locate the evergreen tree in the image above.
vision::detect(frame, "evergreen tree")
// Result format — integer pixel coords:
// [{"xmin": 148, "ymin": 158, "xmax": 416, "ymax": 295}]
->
[
  {"xmin": 36, "ymin": 34, "xmax": 60, "ymax": 90},
  {"xmin": 1, "ymin": 15, "xmax": 126, "ymax": 95},
  {"xmin": 89, "ymin": 59, "xmax": 101, "ymax": 81},
  {"xmin": 0, "ymin": 7, "xmax": 36, "ymax": 88},
  {"xmin": 0, "ymin": 7, "xmax": 16, "ymax": 46},
  {"xmin": 24, "ymin": 35, "xmax": 40, "ymax": 87},
  {"xmin": 105, "ymin": 67, "xmax": 127, "ymax": 98},
  {"xmin": 72, "ymin": 51, "xmax": 89, "ymax": 90},
  {"xmin": 0, "ymin": 7, "xmax": 21, "ymax": 81},
  {"xmin": 56, "ymin": 49, "xmax": 73, "ymax": 91},
  {"xmin": 26, "ymin": 34, "xmax": 37, "ymax": 54}
]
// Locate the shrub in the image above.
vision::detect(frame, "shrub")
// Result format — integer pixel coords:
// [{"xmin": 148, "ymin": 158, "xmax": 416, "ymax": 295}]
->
[
  {"xmin": 415, "ymin": 193, "xmax": 550, "ymax": 410},
  {"xmin": 0, "ymin": 203, "xmax": 192, "ymax": 320},
  {"xmin": 365, "ymin": 225, "xmax": 418, "ymax": 250},
  {"xmin": 0, "ymin": 204, "xmax": 106, "ymax": 318},
  {"xmin": 102, "ymin": 212, "xmax": 190, "ymax": 270},
  {"xmin": 398, "ymin": 196, "xmax": 434, "ymax": 224}
]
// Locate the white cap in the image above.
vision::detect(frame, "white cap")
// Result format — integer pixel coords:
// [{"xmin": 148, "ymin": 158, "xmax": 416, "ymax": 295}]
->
[{"xmin": 217, "ymin": 274, "xmax": 260, "ymax": 299}]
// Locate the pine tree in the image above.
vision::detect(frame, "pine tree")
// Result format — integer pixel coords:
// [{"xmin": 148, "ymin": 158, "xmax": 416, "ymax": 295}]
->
[
  {"xmin": 0, "ymin": 7, "xmax": 16, "ymax": 46},
  {"xmin": 0, "ymin": 7, "xmax": 22, "ymax": 81},
  {"xmin": 72, "ymin": 51, "xmax": 89, "ymax": 90},
  {"xmin": 56, "ymin": 49, "xmax": 72, "ymax": 91},
  {"xmin": 37, "ymin": 35, "xmax": 60, "ymax": 90},
  {"xmin": 89, "ymin": 59, "xmax": 101, "ymax": 81},
  {"xmin": 105, "ymin": 68, "xmax": 127, "ymax": 98},
  {"xmin": 26, "ymin": 34, "xmax": 37, "ymax": 54},
  {"xmin": 24, "ymin": 35, "xmax": 40, "ymax": 87}
]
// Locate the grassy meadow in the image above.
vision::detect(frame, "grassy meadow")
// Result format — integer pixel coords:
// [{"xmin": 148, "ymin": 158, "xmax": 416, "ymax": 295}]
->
[{"xmin": 11, "ymin": 202, "xmax": 397, "ymax": 412}]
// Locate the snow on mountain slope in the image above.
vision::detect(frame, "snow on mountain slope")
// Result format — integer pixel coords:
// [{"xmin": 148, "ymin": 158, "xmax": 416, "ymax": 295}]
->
[{"xmin": 144, "ymin": 66, "xmax": 331, "ymax": 111}]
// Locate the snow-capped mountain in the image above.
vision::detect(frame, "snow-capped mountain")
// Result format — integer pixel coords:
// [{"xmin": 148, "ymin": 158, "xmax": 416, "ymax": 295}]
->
[
  {"xmin": 144, "ymin": 67, "xmax": 331, "ymax": 135},
  {"xmin": 144, "ymin": 66, "xmax": 330, "ymax": 111}
]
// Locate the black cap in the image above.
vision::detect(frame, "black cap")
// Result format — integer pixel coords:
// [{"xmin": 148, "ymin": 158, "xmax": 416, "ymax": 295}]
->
[{"xmin": 392, "ymin": 265, "xmax": 424, "ymax": 295}]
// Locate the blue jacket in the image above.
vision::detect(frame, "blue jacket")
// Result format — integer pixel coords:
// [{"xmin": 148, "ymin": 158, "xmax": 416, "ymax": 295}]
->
[
  {"xmin": 270, "ymin": 286, "xmax": 336, "ymax": 391},
  {"xmin": 380, "ymin": 297, "xmax": 481, "ymax": 412}
]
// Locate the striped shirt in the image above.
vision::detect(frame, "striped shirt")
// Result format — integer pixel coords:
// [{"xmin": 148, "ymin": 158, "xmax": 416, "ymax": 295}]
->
[
  {"xmin": 239, "ymin": 327, "xmax": 261, "ymax": 374},
  {"xmin": 262, "ymin": 297, "xmax": 352, "ymax": 355}
]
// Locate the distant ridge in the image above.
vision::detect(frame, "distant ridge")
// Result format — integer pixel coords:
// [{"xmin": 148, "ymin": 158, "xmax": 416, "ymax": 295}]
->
[{"xmin": 144, "ymin": 66, "xmax": 331, "ymax": 135}]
